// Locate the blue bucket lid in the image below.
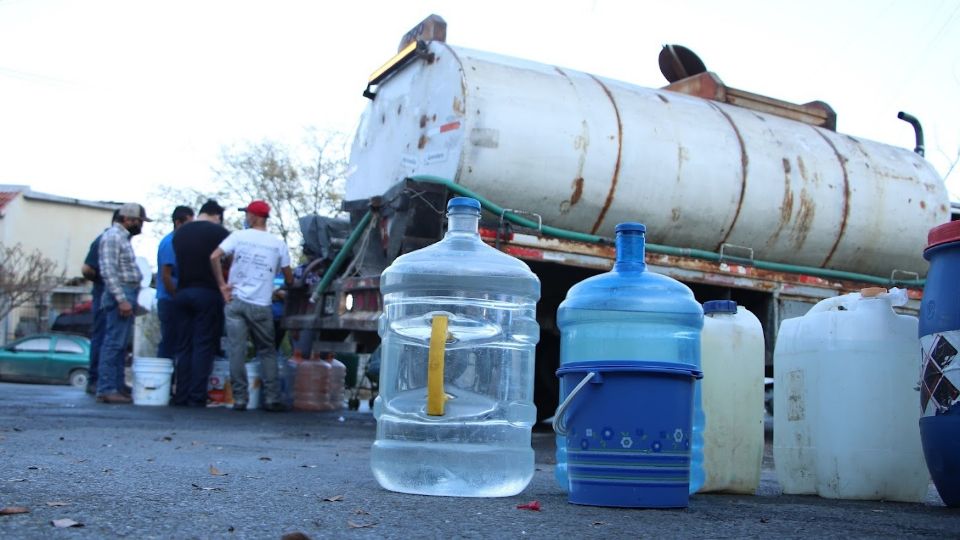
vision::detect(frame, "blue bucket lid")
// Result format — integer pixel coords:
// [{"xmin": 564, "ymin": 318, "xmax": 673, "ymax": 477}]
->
[
  {"xmin": 557, "ymin": 360, "xmax": 702, "ymax": 379},
  {"xmin": 447, "ymin": 197, "xmax": 481, "ymax": 211},
  {"xmin": 703, "ymin": 300, "xmax": 737, "ymax": 314},
  {"xmin": 615, "ymin": 222, "xmax": 646, "ymax": 235}
]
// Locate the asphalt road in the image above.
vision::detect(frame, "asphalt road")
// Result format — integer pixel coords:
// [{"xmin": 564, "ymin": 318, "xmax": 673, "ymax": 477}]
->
[{"xmin": 1, "ymin": 382, "xmax": 959, "ymax": 539}]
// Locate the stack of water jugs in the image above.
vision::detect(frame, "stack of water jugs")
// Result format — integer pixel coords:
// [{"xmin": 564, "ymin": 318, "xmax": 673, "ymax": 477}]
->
[{"xmin": 368, "ymin": 195, "xmax": 943, "ymax": 507}]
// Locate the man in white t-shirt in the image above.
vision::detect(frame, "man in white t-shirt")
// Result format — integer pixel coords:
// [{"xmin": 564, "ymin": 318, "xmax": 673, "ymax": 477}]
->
[{"xmin": 210, "ymin": 199, "xmax": 293, "ymax": 412}]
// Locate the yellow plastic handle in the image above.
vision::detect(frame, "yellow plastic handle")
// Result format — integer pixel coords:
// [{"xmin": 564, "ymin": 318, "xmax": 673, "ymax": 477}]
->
[{"xmin": 426, "ymin": 314, "xmax": 449, "ymax": 416}]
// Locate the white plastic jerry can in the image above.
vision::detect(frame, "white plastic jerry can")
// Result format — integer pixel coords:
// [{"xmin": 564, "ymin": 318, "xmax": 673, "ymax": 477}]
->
[
  {"xmin": 699, "ymin": 301, "xmax": 765, "ymax": 494},
  {"xmin": 774, "ymin": 287, "xmax": 929, "ymax": 501}
]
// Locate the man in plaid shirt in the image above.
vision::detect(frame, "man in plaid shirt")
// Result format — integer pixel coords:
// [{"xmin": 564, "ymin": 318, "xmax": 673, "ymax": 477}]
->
[{"xmin": 97, "ymin": 202, "xmax": 152, "ymax": 404}]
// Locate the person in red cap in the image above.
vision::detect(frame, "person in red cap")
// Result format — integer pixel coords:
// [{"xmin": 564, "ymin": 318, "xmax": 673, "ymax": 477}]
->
[{"xmin": 210, "ymin": 199, "xmax": 293, "ymax": 411}]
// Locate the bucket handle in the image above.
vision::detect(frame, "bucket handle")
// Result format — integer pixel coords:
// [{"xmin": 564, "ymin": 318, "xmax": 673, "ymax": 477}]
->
[{"xmin": 552, "ymin": 371, "xmax": 596, "ymax": 436}]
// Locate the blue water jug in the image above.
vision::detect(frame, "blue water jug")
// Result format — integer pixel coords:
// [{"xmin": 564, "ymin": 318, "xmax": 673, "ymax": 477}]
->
[
  {"xmin": 555, "ymin": 223, "xmax": 705, "ymax": 494},
  {"xmin": 371, "ymin": 197, "xmax": 541, "ymax": 497},
  {"xmin": 919, "ymin": 220, "xmax": 960, "ymax": 507}
]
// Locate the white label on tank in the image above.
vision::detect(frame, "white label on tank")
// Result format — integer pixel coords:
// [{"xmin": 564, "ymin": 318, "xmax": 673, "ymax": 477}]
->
[
  {"xmin": 424, "ymin": 151, "xmax": 447, "ymax": 164},
  {"xmin": 401, "ymin": 154, "xmax": 418, "ymax": 169},
  {"xmin": 920, "ymin": 330, "xmax": 960, "ymax": 416}
]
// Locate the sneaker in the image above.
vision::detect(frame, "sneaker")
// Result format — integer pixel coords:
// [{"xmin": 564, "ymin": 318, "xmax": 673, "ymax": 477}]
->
[{"xmin": 96, "ymin": 393, "xmax": 132, "ymax": 404}]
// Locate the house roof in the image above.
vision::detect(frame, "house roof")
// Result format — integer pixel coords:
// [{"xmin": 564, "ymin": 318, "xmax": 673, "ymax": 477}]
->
[
  {"xmin": 0, "ymin": 191, "xmax": 21, "ymax": 212},
  {"xmin": 0, "ymin": 184, "xmax": 116, "ymax": 212}
]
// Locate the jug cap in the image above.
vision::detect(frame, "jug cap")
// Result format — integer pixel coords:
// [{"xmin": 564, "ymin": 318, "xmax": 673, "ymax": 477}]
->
[
  {"xmin": 703, "ymin": 300, "xmax": 737, "ymax": 314},
  {"xmin": 447, "ymin": 197, "xmax": 481, "ymax": 211},
  {"xmin": 926, "ymin": 220, "xmax": 960, "ymax": 253},
  {"xmin": 859, "ymin": 287, "xmax": 887, "ymax": 298},
  {"xmin": 615, "ymin": 222, "xmax": 646, "ymax": 234}
]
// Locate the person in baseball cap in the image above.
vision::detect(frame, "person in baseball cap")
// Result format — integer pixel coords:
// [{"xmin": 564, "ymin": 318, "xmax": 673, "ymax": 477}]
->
[
  {"xmin": 238, "ymin": 200, "xmax": 270, "ymax": 218},
  {"xmin": 118, "ymin": 202, "xmax": 152, "ymax": 222}
]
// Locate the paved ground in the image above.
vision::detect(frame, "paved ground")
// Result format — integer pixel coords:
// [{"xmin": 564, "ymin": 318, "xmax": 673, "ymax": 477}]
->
[{"xmin": 1, "ymin": 382, "xmax": 959, "ymax": 539}]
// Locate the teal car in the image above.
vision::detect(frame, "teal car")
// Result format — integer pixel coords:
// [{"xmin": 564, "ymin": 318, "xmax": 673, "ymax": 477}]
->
[{"xmin": 0, "ymin": 333, "xmax": 91, "ymax": 388}]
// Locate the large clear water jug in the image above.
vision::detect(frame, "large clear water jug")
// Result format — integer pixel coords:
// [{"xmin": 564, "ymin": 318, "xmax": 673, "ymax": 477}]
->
[
  {"xmin": 773, "ymin": 287, "xmax": 928, "ymax": 501},
  {"xmin": 555, "ymin": 223, "xmax": 704, "ymax": 493},
  {"xmin": 371, "ymin": 197, "xmax": 541, "ymax": 497},
  {"xmin": 699, "ymin": 300, "xmax": 764, "ymax": 494}
]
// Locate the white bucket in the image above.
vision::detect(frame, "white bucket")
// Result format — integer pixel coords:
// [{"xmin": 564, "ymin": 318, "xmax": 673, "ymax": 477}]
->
[
  {"xmin": 246, "ymin": 361, "xmax": 262, "ymax": 410},
  {"xmin": 132, "ymin": 357, "xmax": 174, "ymax": 406}
]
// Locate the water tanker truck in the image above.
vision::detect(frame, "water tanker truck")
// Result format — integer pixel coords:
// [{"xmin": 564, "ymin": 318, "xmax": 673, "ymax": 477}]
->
[{"xmin": 284, "ymin": 15, "xmax": 950, "ymax": 415}]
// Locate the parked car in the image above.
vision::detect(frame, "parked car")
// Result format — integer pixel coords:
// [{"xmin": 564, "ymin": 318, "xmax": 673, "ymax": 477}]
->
[{"xmin": 0, "ymin": 333, "xmax": 91, "ymax": 388}]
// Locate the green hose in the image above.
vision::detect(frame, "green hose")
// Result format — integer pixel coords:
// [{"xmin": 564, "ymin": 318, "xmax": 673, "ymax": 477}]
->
[
  {"xmin": 310, "ymin": 209, "xmax": 372, "ymax": 303},
  {"xmin": 408, "ymin": 174, "xmax": 925, "ymax": 288}
]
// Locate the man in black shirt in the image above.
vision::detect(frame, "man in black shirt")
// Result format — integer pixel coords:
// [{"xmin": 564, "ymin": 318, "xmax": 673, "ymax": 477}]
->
[{"xmin": 171, "ymin": 199, "xmax": 229, "ymax": 407}]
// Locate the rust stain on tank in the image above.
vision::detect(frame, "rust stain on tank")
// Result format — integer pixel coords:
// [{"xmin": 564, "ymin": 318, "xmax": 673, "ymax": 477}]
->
[
  {"xmin": 671, "ymin": 207, "xmax": 681, "ymax": 222},
  {"xmin": 812, "ymin": 128, "xmax": 851, "ymax": 268},
  {"xmin": 418, "ymin": 134, "xmax": 428, "ymax": 150},
  {"xmin": 779, "ymin": 159, "xmax": 795, "ymax": 232},
  {"xmin": 709, "ymin": 102, "xmax": 749, "ymax": 247},
  {"xmin": 570, "ymin": 177, "xmax": 584, "ymax": 205},
  {"xmin": 791, "ymin": 190, "xmax": 816, "ymax": 250},
  {"xmin": 452, "ymin": 96, "xmax": 465, "ymax": 115},
  {"xmin": 920, "ymin": 200, "xmax": 927, "ymax": 210},
  {"xmin": 587, "ymin": 74, "xmax": 623, "ymax": 235},
  {"xmin": 797, "ymin": 156, "xmax": 810, "ymax": 182},
  {"xmin": 419, "ymin": 115, "xmax": 428, "ymax": 128}
]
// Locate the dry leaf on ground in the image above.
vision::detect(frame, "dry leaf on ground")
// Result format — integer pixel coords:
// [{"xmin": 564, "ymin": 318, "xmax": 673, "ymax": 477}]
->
[
  {"xmin": 516, "ymin": 501, "xmax": 541, "ymax": 511},
  {"xmin": 281, "ymin": 532, "xmax": 312, "ymax": 540},
  {"xmin": 209, "ymin": 465, "xmax": 226, "ymax": 476},
  {"xmin": 323, "ymin": 495, "xmax": 344, "ymax": 502},
  {"xmin": 51, "ymin": 518, "xmax": 83, "ymax": 528},
  {"xmin": 352, "ymin": 508, "xmax": 370, "ymax": 515},
  {"xmin": 258, "ymin": 456, "xmax": 271, "ymax": 461},
  {"xmin": 191, "ymin": 483, "xmax": 224, "ymax": 492},
  {"xmin": 0, "ymin": 506, "xmax": 29, "ymax": 515},
  {"xmin": 45, "ymin": 502, "xmax": 70, "ymax": 507},
  {"xmin": 347, "ymin": 521, "xmax": 377, "ymax": 529}
]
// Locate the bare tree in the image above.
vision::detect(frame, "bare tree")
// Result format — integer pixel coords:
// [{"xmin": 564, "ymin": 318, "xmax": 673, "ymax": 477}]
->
[
  {"xmin": 0, "ymin": 243, "xmax": 63, "ymax": 325},
  {"xmin": 213, "ymin": 130, "xmax": 348, "ymax": 247},
  {"xmin": 152, "ymin": 129, "xmax": 348, "ymax": 258}
]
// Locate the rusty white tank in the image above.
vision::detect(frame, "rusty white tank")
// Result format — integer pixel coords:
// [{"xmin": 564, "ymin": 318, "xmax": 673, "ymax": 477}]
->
[{"xmin": 347, "ymin": 42, "xmax": 949, "ymax": 276}]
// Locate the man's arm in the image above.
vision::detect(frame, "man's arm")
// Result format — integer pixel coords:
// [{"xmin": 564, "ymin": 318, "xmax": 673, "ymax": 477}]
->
[
  {"xmin": 161, "ymin": 265, "xmax": 176, "ymax": 295},
  {"xmin": 281, "ymin": 266, "xmax": 293, "ymax": 288},
  {"xmin": 98, "ymin": 230, "xmax": 125, "ymax": 304},
  {"xmin": 81, "ymin": 263, "xmax": 97, "ymax": 281},
  {"xmin": 210, "ymin": 247, "xmax": 231, "ymax": 303}
]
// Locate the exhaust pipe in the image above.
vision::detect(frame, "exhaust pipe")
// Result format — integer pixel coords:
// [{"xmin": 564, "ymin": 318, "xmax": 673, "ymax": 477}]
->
[{"xmin": 897, "ymin": 111, "xmax": 925, "ymax": 157}]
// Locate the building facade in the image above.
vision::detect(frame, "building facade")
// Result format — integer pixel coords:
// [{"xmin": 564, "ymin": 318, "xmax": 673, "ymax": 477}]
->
[{"xmin": 0, "ymin": 185, "xmax": 117, "ymax": 343}]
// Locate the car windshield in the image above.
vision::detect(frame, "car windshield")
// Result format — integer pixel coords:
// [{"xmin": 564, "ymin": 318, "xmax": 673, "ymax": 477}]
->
[{"xmin": 14, "ymin": 337, "xmax": 52, "ymax": 352}]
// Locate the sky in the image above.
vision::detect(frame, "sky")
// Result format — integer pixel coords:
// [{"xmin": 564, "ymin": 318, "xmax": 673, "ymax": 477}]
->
[{"xmin": 1, "ymin": 0, "xmax": 958, "ymax": 261}]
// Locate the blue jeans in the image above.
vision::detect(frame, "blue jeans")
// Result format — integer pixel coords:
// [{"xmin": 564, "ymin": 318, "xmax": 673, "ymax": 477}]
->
[
  {"xmin": 88, "ymin": 284, "xmax": 106, "ymax": 389},
  {"xmin": 225, "ymin": 299, "xmax": 280, "ymax": 406},
  {"xmin": 156, "ymin": 298, "xmax": 177, "ymax": 360},
  {"xmin": 97, "ymin": 285, "xmax": 138, "ymax": 395},
  {"xmin": 173, "ymin": 287, "xmax": 223, "ymax": 406}
]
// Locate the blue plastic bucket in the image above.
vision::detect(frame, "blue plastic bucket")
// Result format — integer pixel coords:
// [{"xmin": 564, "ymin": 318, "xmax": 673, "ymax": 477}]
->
[
  {"xmin": 554, "ymin": 361, "xmax": 702, "ymax": 508},
  {"xmin": 919, "ymin": 221, "xmax": 960, "ymax": 507}
]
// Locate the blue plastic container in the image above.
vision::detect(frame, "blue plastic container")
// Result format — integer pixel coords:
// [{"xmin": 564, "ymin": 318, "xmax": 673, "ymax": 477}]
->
[
  {"xmin": 555, "ymin": 223, "xmax": 705, "ymax": 493},
  {"xmin": 919, "ymin": 220, "xmax": 960, "ymax": 507},
  {"xmin": 555, "ymin": 361, "xmax": 702, "ymax": 508}
]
